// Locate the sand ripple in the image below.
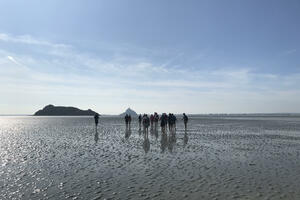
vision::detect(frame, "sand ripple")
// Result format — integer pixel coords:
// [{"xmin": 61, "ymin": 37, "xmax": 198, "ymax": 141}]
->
[{"xmin": 1, "ymin": 116, "xmax": 300, "ymax": 199}]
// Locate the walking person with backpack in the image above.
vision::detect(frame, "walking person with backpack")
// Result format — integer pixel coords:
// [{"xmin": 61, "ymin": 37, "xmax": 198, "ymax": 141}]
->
[
  {"xmin": 150, "ymin": 114, "xmax": 154, "ymax": 130},
  {"xmin": 142, "ymin": 114, "xmax": 150, "ymax": 135},
  {"xmin": 94, "ymin": 113, "xmax": 99, "ymax": 130},
  {"xmin": 94, "ymin": 113, "xmax": 100, "ymax": 142},
  {"xmin": 138, "ymin": 114, "xmax": 142, "ymax": 130},
  {"xmin": 154, "ymin": 112, "xmax": 159, "ymax": 130},
  {"xmin": 160, "ymin": 113, "xmax": 168, "ymax": 133},
  {"xmin": 124, "ymin": 114, "xmax": 129, "ymax": 129},
  {"xmin": 128, "ymin": 114, "xmax": 132, "ymax": 129},
  {"xmin": 183, "ymin": 113, "xmax": 188, "ymax": 130}
]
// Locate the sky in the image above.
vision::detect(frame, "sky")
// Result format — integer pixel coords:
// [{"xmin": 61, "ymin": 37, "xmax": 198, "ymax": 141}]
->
[{"xmin": 0, "ymin": 0, "xmax": 300, "ymax": 114}]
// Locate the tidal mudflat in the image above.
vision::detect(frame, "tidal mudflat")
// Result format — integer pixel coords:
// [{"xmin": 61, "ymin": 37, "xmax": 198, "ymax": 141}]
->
[{"xmin": 1, "ymin": 116, "xmax": 300, "ymax": 200}]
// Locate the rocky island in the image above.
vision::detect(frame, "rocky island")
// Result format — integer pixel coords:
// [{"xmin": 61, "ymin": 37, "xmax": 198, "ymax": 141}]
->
[
  {"xmin": 34, "ymin": 104, "xmax": 99, "ymax": 116},
  {"xmin": 119, "ymin": 108, "xmax": 138, "ymax": 117}
]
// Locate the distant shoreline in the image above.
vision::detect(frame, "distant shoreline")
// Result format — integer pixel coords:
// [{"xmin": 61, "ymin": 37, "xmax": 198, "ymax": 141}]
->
[{"xmin": 1, "ymin": 113, "xmax": 300, "ymax": 117}]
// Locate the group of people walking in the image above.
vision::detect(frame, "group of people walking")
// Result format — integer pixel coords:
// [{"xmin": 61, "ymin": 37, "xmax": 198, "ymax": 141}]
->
[
  {"xmin": 94, "ymin": 112, "xmax": 189, "ymax": 133},
  {"xmin": 93, "ymin": 112, "xmax": 189, "ymax": 151},
  {"xmin": 136, "ymin": 112, "xmax": 188, "ymax": 134},
  {"xmin": 138, "ymin": 113, "xmax": 159, "ymax": 133},
  {"xmin": 124, "ymin": 114, "xmax": 132, "ymax": 129}
]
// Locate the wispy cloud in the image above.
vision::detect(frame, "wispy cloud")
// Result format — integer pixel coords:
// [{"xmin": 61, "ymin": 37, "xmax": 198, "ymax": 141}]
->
[
  {"xmin": 1, "ymin": 32, "xmax": 300, "ymax": 114},
  {"xmin": 0, "ymin": 33, "xmax": 70, "ymax": 48},
  {"xmin": 282, "ymin": 49, "xmax": 297, "ymax": 55},
  {"xmin": 7, "ymin": 55, "xmax": 20, "ymax": 65}
]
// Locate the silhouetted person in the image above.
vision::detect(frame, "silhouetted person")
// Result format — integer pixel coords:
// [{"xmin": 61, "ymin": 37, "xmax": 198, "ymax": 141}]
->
[
  {"xmin": 173, "ymin": 114, "xmax": 177, "ymax": 130},
  {"xmin": 168, "ymin": 113, "xmax": 176, "ymax": 133},
  {"xmin": 154, "ymin": 112, "xmax": 159, "ymax": 130},
  {"xmin": 125, "ymin": 114, "xmax": 129, "ymax": 129},
  {"xmin": 128, "ymin": 114, "xmax": 132, "ymax": 128},
  {"xmin": 160, "ymin": 113, "xmax": 168, "ymax": 133},
  {"xmin": 94, "ymin": 113, "xmax": 99, "ymax": 129},
  {"xmin": 165, "ymin": 114, "xmax": 169, "ymax": 131},
  {"xmin": 142, "ymin": 114, "xmax": 150, "ymax": 135},
  {"xmin": 138, "ymin": 114, "xmax": 142, "ymax": 130},
  {"xmin": 183, "ymin": 113, "xmax": 188, "ymax": 130},
  {"xmin": 150, "ymin": 114, "xmax": 154, "ymax": 129},
  {"xmin": 94, "ymin": 113, "xmax": 100, "ymax": 142},
  {"xmin": 168, "ymin": 113, "xmax": 172, "ymax": 131}
]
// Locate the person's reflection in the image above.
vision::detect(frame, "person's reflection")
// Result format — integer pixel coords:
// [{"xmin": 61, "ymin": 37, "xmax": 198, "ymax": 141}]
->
[
  {"xmin": 150, "ymin": 126, "xmax": 154, "ymax": 136},
  {"xmin": 160, "ymin": 131, "xmax": 168, "ymax": 153},
  {"xmin": 154, "ymin": 128, "xmax": 158, "ymax": 140},
  {"xmin": 184, "ymin": 130, "xmax": 188, "ymax": 147},
  {"xmin": 94, "ymin": 113, "xmax": 100, "ymax": 143},
  {"xmin": 168, "ymin": 132, "xmax": 176, "ymax": 152},
  {"xmin": 94, "ymin": 129, "xmax": 99, "ymax": 143},
  {"xmin": 143, "ymin": 132, "xmax": 150, "ymax": 153},
  {"xmin": 125, "ymin": 126, "xmax": 131, "ymax": 139}
]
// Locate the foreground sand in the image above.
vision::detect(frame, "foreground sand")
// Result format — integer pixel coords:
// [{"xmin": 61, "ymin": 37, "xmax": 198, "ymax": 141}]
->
[{"xmin": 1, "ymin": 116, "xmax": 300, "ymax": 199}]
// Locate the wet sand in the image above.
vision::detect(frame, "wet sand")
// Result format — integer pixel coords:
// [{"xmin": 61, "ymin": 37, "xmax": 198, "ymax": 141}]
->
[{"xmin": 1, "ymin": 116, "xmax": 300, "ymax": 199}]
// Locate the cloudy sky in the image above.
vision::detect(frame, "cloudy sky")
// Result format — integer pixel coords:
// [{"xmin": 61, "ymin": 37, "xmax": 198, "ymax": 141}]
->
[{"xmin": 0, "ymin": 0, "xmax": 300, "ymax": 114}]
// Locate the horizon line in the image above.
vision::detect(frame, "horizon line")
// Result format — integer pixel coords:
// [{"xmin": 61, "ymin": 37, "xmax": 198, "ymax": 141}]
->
[{"xmin": 1, "ymin": 112, "xmax": 300, "ymax": 116}]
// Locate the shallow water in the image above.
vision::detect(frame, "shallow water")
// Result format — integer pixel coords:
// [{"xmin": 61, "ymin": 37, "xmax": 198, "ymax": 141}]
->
[{"xmin": 1, "ymin": 116, "xmax": 300, "ymax": 200}]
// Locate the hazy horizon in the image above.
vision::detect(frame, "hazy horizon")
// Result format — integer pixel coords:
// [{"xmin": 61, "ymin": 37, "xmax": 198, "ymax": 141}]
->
[
  {"xmin": 1, "ymin": 0, "xmax": 300, "ymax": 114},
  {"xmin": 1, "ymin": 106, "xmax": 300, "ymax": 116}
]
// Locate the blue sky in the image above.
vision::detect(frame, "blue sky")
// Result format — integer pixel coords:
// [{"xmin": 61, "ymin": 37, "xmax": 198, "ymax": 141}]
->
[{"xmin": 0, "ymin": 0, "xmax": 300, "ymax": 114}]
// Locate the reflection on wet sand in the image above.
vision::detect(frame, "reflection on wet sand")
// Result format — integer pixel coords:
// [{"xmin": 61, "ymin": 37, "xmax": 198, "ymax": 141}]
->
[
  {"xmin": 94, "ymin": 128, "xmax": 99, "ymax": 143},
  {"xmin": 150, "ymin": 126, "xmax": 154, "ymax": 135},
  {"xmin": 154, "ymin": 128, "xmax": 158, "ymax": 139},
  {"xmin": 125, "ymin": 127, "xmax": 131, "ymax": 139},
  {"xmin": 150, "ymin": 126, "xmax": 159, "ymax": 140},
  {"xmin": 160, "ymin": 132, "xmax": 168, "ymax": 153},
  {"xmin": 3, "ymin": 116, "xmax": 300, "ymax": 200},
  {"xmin": 123, "ymin": 121, "xmax": 179, "ymax": 153},
  {"xmin": 184, "ymin": 130, "xmax": 188, "ymax": 147},
  {"xmin": 143, "ymin": 133, "xmax": 150, "ymax": 153},
  {"xmin": 168, "ymin": 132, "xmax": 176, "ymax": 153}
]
